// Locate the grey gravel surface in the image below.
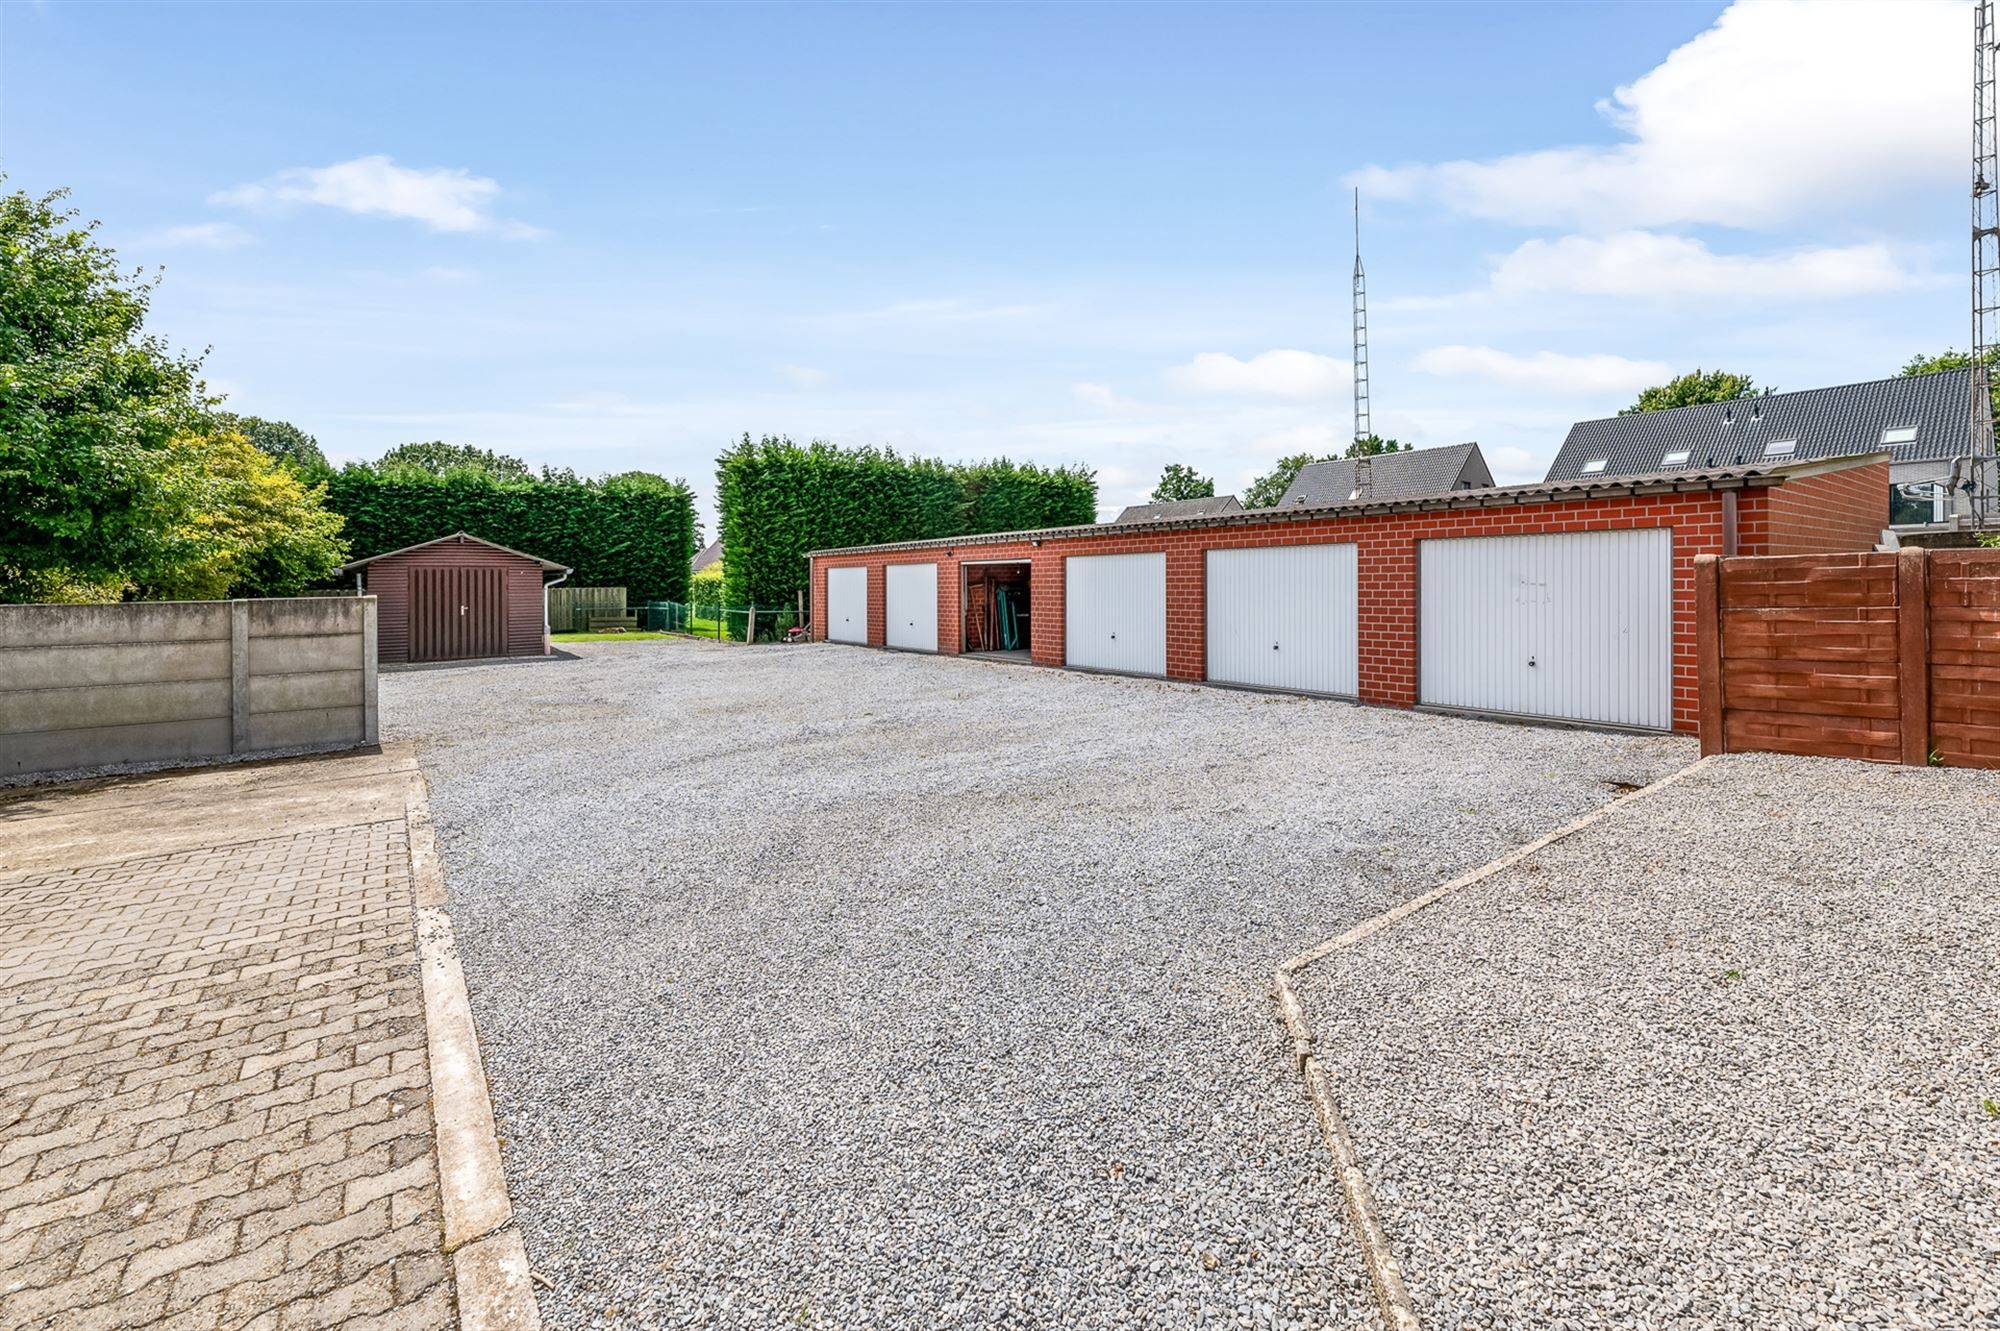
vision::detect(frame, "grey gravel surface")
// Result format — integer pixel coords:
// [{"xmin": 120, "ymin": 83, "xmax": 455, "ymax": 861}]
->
[
  {"xmin": 1296, "ymin": 753, "xmax": 2000, "ymax": 1331},
  {"xmin": 383, "ymin": 641, "xmax": 1692, "ymax": 1330}
]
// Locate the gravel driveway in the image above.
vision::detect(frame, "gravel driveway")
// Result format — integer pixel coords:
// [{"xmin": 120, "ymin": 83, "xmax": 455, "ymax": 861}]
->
[
  {"xmin": 1295, "ymin": 754, "xmax": 2000, "ymax": 1330},
  {"xmin": 383, "ymin": 641, "xmax": 1690, "ymax": 1330}
]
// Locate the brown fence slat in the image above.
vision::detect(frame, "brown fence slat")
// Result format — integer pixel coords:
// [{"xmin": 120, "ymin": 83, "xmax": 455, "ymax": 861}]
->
[{"xmin": 1700, "ymin": 547, "xmax": 1998, "ymax": 769}]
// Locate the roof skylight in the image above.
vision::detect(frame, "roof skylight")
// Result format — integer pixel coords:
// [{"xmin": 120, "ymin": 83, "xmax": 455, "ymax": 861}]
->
[
  {"xmin": 1581, "ymin": 459, "xmax": 1608, "ymax": 474},
  {"xmin": 1661, "ymin": 450, "xmax": 1691, "ymax": 467},
  {"xmin": 1764, "ymin": 439, "xmax": 1798, "ymax": 458},
  {"xmin": 1881, "ymin": 425, "xmax": 1918, "ymax": 445}
]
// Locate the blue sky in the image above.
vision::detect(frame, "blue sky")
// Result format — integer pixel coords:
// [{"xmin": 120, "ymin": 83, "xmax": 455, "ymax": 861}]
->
[{"xmin": 0, "ymin": 0, "xmax": 1972, "ymax": 528}]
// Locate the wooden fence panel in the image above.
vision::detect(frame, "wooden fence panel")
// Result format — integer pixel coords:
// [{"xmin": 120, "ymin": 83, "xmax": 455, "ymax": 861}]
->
[
  {"xmin": 1929, "ymin": 551, "xmax": 2000, "ymax": 767},
  {"xmin": 1698, "ymin": 548, "xmax": 2000, "ymax": 769},
  {"xmin": 546, "ymin": 586, "xmax": 626, "ymax": 633}
]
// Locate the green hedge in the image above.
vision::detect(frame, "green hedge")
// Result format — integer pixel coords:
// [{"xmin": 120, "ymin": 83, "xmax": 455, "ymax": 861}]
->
[
  {"xmin": 717, "ymin": 436, "xmax": 1096, "ymax": 608},
  {"xmin": 325, "ymin": 467, "xmax": 698, "ymax": 602}
]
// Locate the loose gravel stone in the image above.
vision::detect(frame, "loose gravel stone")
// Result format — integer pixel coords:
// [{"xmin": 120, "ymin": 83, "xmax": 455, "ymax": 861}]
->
[
  {"xmin": 1296, "ymin": 753, "xmax": 2000, "ymax": 1331},
  {"xmin": 383, "ymin": 640, "xmax": 1691, "ymax": 1329}
]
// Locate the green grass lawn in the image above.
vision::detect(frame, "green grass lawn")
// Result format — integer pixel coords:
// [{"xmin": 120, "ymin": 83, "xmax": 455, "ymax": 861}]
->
[{"xmin": 551, "ymin": 630, "xmax": 679, "ymax": 643}]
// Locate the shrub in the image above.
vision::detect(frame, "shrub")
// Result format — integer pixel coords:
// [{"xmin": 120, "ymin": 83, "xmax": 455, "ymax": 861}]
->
[
  {"xmin": 717, "ymin": 436, "xmax": 1094, "ymax": 607},
  {"xmin": 325, "ymin": 466, "xmax": 697, "ymax": 602}
]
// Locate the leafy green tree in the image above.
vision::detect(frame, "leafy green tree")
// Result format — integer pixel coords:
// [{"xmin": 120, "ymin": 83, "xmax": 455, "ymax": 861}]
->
[
  {"xmin": 374, "ymin": 441, "xmax": 532, "ymax": 479},
  {"xmin": 1243, "ymin": 453, "xmax": 1333, "ymax": 508},
  {"xmin": 213, "ymin": 413, "xmax": 327, "ymax": 473},
  {"xmin": 135, "ymin": 430, "xmax": 348, "ymax": 599},
  {"xmin": 1150, "ymin": 464, "xmax": 1214, "ymax": 502},
  {"xmin": 1620, "ymin": 369, "xmax": 1767, "ymax": 416},
  {"xmin": 1345, "ymin": 434, "xmax": 1408, "ymax": 458},
  {"xmin": 0, "ymin": 185, "xmax": 213, "ymax": 600}
]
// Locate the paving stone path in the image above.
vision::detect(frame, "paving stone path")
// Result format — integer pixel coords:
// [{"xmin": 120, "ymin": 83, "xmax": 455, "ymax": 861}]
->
[{"xmin": 0, "ymin": 752, "xmax": 459, "ymax": 1331}]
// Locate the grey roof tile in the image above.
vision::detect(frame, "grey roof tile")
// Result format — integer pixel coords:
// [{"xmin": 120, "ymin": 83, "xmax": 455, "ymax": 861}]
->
[
  {"xmin": 1273, "ymin": 443, "xmax": 1493, "ymax": 508},
  {"xmin": 1545, "ymin": 369, "xmax": 1976, "ymax": 482},
  {"xmin": 1112, "ymin": 494, "xmax": 1244, "ymax": 523}
]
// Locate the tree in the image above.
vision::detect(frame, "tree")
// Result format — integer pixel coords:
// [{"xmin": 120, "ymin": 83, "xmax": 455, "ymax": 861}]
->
[
  {"xmin": 1151, "ymin": 464, "xmax": 1214, "ymax": 502},
  {"xmin": 1620, "ymin": 369, "xmax": 1766, "ymax": 416},
  {"xmin": 374, "ymin": 441, "xmax": 532, "ymax": 479},
  {"xmin": 214, "ymin": 413, "xmax": 328, "ymax": 473},
  {"xmin": 1244, "ymin": 453, "xmax": 1333, "ymax": 508},
  {"xmin": 135, "ymin": 430, "xmax": 348, "ymax": 600},
  {"xmin": 0, "ymin": 184, "xmax": 213, "ymax": 600},
  {"xmin": 1345, "ymin": 435, "xmax": 1408, "ymax": 458}
]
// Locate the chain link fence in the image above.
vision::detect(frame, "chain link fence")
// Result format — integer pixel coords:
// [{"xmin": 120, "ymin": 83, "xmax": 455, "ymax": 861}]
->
[{"xmin": 641, "ymin": 600, "xmax": 803, "ymax": 643}]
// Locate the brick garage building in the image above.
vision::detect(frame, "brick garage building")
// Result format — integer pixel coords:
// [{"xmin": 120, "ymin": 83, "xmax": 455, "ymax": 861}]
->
[
  {"xmin": 808, "ymin": 454, "xmax": 1891, "ymax": 736},
  {"xmin": 341, "ymin": 532, "xmax": 571, "ymax": 665}
]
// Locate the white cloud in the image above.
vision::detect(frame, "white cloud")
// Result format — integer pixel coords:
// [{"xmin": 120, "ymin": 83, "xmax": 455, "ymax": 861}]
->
[
  {"xmin": 1072, "ymin": 382, "xmax": 1154, "ymax": 415},
  {"xmin": 144, "ymin": 222, "xmax": 256, "ymax": 250},
  {"xmin": 1491, "ymin": 231, "xmax": 1911, "ymax": 298},
  {"xmin": 1414, "ymin": 345, "xmax": 1671, "ymax": 395},
  {"xmin": 1350, "ymin": 0, "xmax": 1962, "ymax": 230},
  {"xmin": 780, "ymin": 365, "xmax": 833, "ymax": 389},
  {"xmin": 1488, "ymin": 446, "xmax": 1541, "ymax": 485},
  {"xmin": 212, "ymin": 155, "xmax": 540, "ymax": 235},
  {"xmin": 1167, "ymin": 349, "xmax": 1350, "ymax": 400}
]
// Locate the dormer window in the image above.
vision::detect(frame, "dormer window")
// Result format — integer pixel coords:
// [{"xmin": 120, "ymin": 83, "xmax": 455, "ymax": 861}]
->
[
  {"xmin": 1764, "ymin": 439, "xmax": 1798, "ymax": 458},
  {"xmin": 1661, "ymin": 450, "xmax": 1690, "ymax": 468},
  {"xmin": 1581, "ymin": 459, "xmax": 1608, "ymax": 474},
  {"xmin": 1881, "ymin": 425, "xmax": 1918, "ymax": 445}
]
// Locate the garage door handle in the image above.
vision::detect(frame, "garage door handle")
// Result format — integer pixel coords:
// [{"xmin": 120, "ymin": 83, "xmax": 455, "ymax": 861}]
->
[
  {"xmin": 1272, "ymin": 642, "xmax": 1280, "ymax": 651},
  {"xmin": 1528, "ymin": 655, "xmax": 1537, "ymax": 667},
  {"xmin": 1109, "ymin": 632, "xmax": 1117, "ymax": 639}
]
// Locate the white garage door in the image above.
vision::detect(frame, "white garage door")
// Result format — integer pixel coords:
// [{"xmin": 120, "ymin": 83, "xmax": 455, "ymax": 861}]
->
[
  {"xmin": 1064, "ymin": 552, "xmax": 1166, "ymax": 676},
  {"xmin": 1206, "ymin": 543, "xmax": 1358, "ymax": 697},
  {"xmin": 1420, "ymin": 528, "xmax": 1672, "ymax": 730},
  {"xmin": 826, "ymin": 566, "xmax": 868, "ymax": 644},
  {"xmin": 884, "ymin": 563, "xmax": 939, "ymax": 652}
]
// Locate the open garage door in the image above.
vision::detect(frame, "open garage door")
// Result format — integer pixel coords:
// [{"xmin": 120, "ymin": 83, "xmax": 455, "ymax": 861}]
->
[
  {"xmin": 1420, "ymin": 529, "xmax": 1672, "ymax": 730},
  {"xmin": 826, "ymin": 567, "xmax": 868, "ymax": 644},
  {"xmin": 884, "ymin": 563, "xmax": 939, "ymax": 652},
  {"xmin": 1064, "ymin": 553, "xmax": 1165, "ymax": 676},
  {"xmin": 1206, "ymin": 543, "xmax": 1358, "ymax": 697}
]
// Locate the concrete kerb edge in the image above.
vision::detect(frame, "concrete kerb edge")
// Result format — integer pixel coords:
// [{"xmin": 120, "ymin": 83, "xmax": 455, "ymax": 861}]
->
[
  {"xmin": 403, "ymin": 768, "xmax": 543, "ymax": 1331},
  {"xmin": 1270, "ymin": 755, "xmax": 1716, "ymax": 1331}
]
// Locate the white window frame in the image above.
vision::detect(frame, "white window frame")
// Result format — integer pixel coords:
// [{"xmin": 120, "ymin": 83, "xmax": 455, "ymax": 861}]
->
[
  {"xmin": 1881, "ymin": 425, "xmax": 1918, "ymax": 445},
  {"xmin": 1661, "ymin": 450, "xmax": 1690, "ymax": 468},
  {"xmin": 1763, "ymin": 439, "xmax": 1798, "ymax": 458},
  {"xmin": 1581, "ymin": 458, "xmax": 1608, "ymax": 475}
]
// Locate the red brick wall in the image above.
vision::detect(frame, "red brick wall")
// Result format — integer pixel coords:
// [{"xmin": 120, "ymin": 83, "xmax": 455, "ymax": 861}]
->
[
  {"xmin": 808, "ymin": 478, "xmax": 1876, "ymax": 735},
  {"xmin": 1760, "ymin": 460, "xmax": 1890, "ymax": 556}
]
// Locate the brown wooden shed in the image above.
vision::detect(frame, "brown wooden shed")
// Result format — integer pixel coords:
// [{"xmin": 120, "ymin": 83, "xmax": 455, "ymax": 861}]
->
[{"xmin": 339, "ymin": 533, "xmax": 571, "ymax": 664}]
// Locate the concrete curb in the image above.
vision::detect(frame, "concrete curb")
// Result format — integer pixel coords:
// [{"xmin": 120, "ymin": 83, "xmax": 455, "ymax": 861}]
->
[
  {"xmin": 404, "ymin": 770, "xmax": 544, "ymax": 1331},
  {"xmin": 1271, "ymin": 757, "xmax": 1714, "ymax": 1331}
]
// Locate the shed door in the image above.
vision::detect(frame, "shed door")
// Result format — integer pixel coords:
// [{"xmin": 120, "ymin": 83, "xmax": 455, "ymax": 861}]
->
[
  {"xmin": 409, "ymin": 566, "xmax": 507, "ymax": 662},
  {"xmin": 827, "ymin": 567, "xmax": 868, "ymax": 644},
  {"xmin": 1064, "ymin": 553, "xmax": 1166, "ymax": 676},
  {"xmin": 1420, "ymin": 529, "xmax": 1672, "ymax": 730},
  {"xmin": 1206, "ymin": 543, "xmax": 1358, "ymax": 696},
  {"xmin": 884, "ymin": 563, "xmax": 939, "ymax": 652}
]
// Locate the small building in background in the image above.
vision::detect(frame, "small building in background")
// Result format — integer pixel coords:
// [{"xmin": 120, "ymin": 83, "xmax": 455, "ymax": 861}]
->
[
  {"xmin": 1112, "ymin": 495, "xmax": 1243, "ymax": 524},
  {"xmin": 692, "ymin": 539, "xmax": 724, "ymax": 573},
  {"xmin": 1275, "ymin": 443, "xmax": 1493, "ymax": 507},
  {"xmin": 340, "ymin": 532, "xmax": 570, "ymax": 664}
]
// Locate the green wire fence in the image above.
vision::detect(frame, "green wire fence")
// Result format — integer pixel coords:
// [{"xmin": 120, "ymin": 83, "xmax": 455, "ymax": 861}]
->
[{"xmin": 640, "ymin": 600, "xmax": 803, "ymax": 643}]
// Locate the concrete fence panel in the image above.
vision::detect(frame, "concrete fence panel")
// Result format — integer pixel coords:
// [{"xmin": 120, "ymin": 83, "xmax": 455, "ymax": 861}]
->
[{"xmin": 0, "ymin": 597, "xmax": 379, "ymax": 779}]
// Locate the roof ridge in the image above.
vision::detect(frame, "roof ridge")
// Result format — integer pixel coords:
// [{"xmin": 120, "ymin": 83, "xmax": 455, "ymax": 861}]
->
[{"xmin": 1563, "ymin": 367, "xmax": 1971, "ymax": 431}]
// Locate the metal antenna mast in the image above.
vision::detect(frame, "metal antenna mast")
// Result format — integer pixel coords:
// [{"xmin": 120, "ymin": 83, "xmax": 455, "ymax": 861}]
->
[
  {"xmin": 1973, "ymin": 0, "xmax": 1998, "ymax": 522},
  {"xmin": 1352, "ymin": 189, "xmax": 1371, "ymax": 448}
]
